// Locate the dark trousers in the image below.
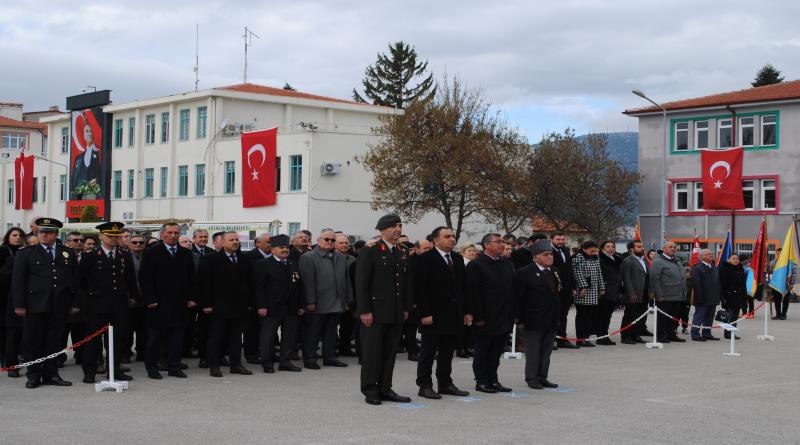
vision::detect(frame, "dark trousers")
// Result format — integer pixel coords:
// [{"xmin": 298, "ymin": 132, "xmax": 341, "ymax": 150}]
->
[
  {"xmin": 259, "ymin": 310, "xmax": 298, "ymax": 365},
  {"xmin": 415, "ymin": 331, "xmax": 456, "ymax": 389},
  {"xmin": 145, "ymin": 324, "xmax": 183, "ymax": 372},
  {"xmin": 524, "ymin": 329, "xmax": 556, "ymax": 383},
  {"xmin": 595, "ymin": 299, "xmax": 617, "ymax": 335},
  {"xmin": 472, "ymin": 334, "xmax": 506, "ymax": 385},
  {"xmin": 22, "ymin": 312, "xmax": 67, "ymax": 382},
  {"xmin": 303, "ymin": 312, "xmax": 340, "ymax": 363},
  {"xmin": 557, "ymin": 291, "xmax": 573, "ymax": 337},
  {"xmin": 678, "ymin": 303, "xmax": 691, "ymax": 330},
  {"xmin": 691, "ymin": 304, "xmax": 716, "ymax": 338},
  {"xmin": 4, "ymin": 325, "xmax": 23, "ymax": 369},
  {"xmin": 83, "ymin": 312, "xmax": 127, "ymax": 377},
  {"xmin": 773, "ymin": 291, "xmax": 790, "ymax": 317},
  {"xmin": 457, "ymin": 323, "xmax": 473, "ymax": 352},
  {"xmin": 195, "ymin": 311, "xmax": 209, "ymax": 360},
  {"xmin": 182, "ymin": 307, "xmax": 198, "ymax": 355},
  {"xmin": 207, "ymin": 317, "xmax": 244, "ymax": 368},
  {"xmin": 59, "ymin": 320, "xmax": 85, "ymax": 364},
  {"xmin": 337, "ymin": 310, "xmax": 356, "ymax": 353},
  {"xmin": 574, "ymin": 304, "xmax": 596, "ymax": 340},
  {"xmin": 657, "ymin": 301, "xmax": 681, "ymax": 339},
  {"xmin": 621, "ymin": 301, "xmax": 646, "ymax": 338},
  {"xmin": 242, "ymin": 309, "xmax": 260, "ymax": 360},
  {"xmin": 401, "ymin": 320, "xmax": 419, "ymax": 354},
  {"xmin": 123, "ymin": 307, "xmax": 147, "ymax": 360},
  {"xmin": 360, "ymin": 322, "xmax": 403, "ymax": 397},
  {"xmin": 745, "ymin": 296, "xmax": 756, "ymax": 315}
]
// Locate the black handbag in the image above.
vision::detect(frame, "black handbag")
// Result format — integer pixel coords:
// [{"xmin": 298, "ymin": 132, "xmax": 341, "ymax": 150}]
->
[{"xmin": 715, "ymin": 309, "xmax": 733, "ymax": 323}]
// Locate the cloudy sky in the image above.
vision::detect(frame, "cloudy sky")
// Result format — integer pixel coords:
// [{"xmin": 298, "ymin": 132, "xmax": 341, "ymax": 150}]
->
[{"xmin": 3, "ymin": 0, "xmax": 800, "ymax": 139}]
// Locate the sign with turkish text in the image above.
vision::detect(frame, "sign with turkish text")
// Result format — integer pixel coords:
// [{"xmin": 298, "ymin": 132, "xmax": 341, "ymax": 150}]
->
[
  {"xmin": 241, "ymin": 127, "xmax": 278, "ymax": 208},
  {"xmin": 700, "ymin": 147, "xmax": 744, "ymax": 210}
]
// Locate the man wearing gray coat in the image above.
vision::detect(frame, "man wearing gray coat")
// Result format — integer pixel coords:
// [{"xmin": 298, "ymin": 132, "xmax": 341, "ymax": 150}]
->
[
  {"xmin": 648, "ymin": 242, "xmax": 687, "ymax": 343},
  {"xmin": 619, "ymin": 241, "xmax": 648, "ymax": 344},
  {"xmin": 298, "ymin": 229, "xmax": 353, "ymax": 369}
]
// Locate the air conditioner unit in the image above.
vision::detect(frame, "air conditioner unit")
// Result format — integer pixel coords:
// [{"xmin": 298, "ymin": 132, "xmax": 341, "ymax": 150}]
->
[
  {"xmin": 320, "ymin": 162, "xmax": 341, "ymax": 175},
  {"xmin": 122, "ymin": 211, "xmax": 134, "ymax": 220}
]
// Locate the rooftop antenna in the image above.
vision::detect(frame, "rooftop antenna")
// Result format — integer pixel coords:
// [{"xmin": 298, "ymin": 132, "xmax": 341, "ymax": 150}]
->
[
  {"xmin": 193, "ymin": 22, "xmax": 199, "ymax": 91},
  {"xmin": 243, "ymin": 26, "xmax": 260, "ymax": 83}
]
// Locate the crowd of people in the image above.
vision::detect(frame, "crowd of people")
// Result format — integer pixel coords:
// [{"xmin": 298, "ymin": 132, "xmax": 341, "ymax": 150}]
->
[{"xmin": 0, "ymin": 215, "xmax": 790, "ymax": 405}]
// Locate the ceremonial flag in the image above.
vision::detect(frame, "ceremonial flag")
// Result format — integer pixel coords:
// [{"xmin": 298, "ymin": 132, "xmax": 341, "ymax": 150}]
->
[
  {"xmin": 749, "ymin": 219, "xmax": 768, "ymax": 296},
  {"xmin": 14, "ymin": 141, "xmax": 34, "ymax": 210},
  {"xmin": 688, "ymin": 231, "xmax": 701, "ymax": 268},
  {"xmin": 769, "ymin": 224, "xmax": 797, "ymax": 296},
  {"xmin": 700, "ymin": 147, "xmax": 744, "ymax": 210},
  {"xmin": 241, "ymin": 127, "xmax": 278, "ymax": 208},
  {"xmin": 745, "ymin": 267, "xmax": 756, "ymax": 297},
  {"xmin": 715, "ymin": 229, "xmax": 732, "ymax": 268},
  {"xmin": 634, "ymin": 218, "xmax": 641, "ymax": 242}
]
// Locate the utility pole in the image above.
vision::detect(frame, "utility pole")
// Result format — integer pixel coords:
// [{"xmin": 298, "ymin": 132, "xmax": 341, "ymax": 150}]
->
[
  {"xmin": 243, "ymin": 26, "xmax": 260, "ymax": 83},
  {"xmin": 194, "ymin": 22, "xmax": 199, "ymax": 91}
]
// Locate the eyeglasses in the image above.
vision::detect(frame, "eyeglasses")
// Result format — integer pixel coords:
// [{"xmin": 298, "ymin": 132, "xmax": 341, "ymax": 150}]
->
[
  {"xmin": 321, "ymin": 238, "xmax": 336, "ymax": 243},
  {"xmin": 68, "ymin": 239, "xmax": 83, "ymax": 243},
  {"xmin": 130, "ymin": 241, "xmax": 145, "ymax": 245}
]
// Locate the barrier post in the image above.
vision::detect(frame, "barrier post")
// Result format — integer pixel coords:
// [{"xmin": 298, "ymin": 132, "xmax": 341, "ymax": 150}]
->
[
  {"xmin": 757, "ymin": 292, "xmax": 775, "ymax": 341},
  {"xmin": 646, "ymin": 303, "xmax": 663, "ymax": 349},
  {"xmin": 720, "ymin": 323, "xmax": 740, "ymax": 356},
  {"xmin": 504, "ymin": 324, "xmax": 523, "ymax": 359},
  {"xmin": 95, "ymin": 324, "xmax": 128, "ymax": 393}
]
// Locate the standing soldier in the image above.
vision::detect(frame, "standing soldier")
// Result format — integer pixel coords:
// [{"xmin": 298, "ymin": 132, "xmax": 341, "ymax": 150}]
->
[
  {"xmin": 356, "ymin": 214, "xmax": 413, "ymax": 405},
  {"xmin": 12, "ymin": 218, "xmax": 80, "ymax": 388},
  {"xmin": 79, "ymin": 222, "xmax": 138, "ymax": 383}
]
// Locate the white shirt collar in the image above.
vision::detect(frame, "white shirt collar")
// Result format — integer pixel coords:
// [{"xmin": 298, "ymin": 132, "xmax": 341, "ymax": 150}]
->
[
  {"xmin": 382, "ymin": 239, "xmax": 394, "ymax": 250},
  {"xmin": 535, "ymin": 262, "xmax": 549, "ymax": 272},
  {"xmin": 435, "ymin": 247, "xmax": 452, "ymax": 259},
  {"xmin": 101, "ymin": 246, "xmax": 115, "ymax": 257},
  {"xmin": 258, "ymin": 248, "xmax": 271, "ymax": 258}
]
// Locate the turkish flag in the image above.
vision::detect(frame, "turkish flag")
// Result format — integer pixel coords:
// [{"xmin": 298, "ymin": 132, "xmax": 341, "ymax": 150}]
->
[
  {"xmin": 700, "ymin": 147, "xmax": 744, "ymax": 210},
  {"xmin": 241, "ymin": 127, "xmax": 277, "ymax": 208},
  {"xmin": 14, "ymin": 150, "xmax": 34, "ymax": 210}
]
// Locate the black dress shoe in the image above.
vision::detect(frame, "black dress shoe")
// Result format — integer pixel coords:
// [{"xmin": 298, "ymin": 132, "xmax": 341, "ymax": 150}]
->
[
  {"xmin": 724, "ymin": 334, "xmax": 741, "ymax": 340},
  {"xmin": 365, "ymin": 396, "xmax": 382, "ymax": 405},
  {"xmin": 691, "ymin": 336, "xmax": 707, "ymax": 342},
  {"xmin": 380, "ymin": 390, "xmax": 411, "ymax": 403},
  {"xmin": 541, "ymin": 379, "xmax": 558, "ymax": 388},
  {"xmin": 198, "ymin": 359, "xmax": 209, "ymax": 369},
  {"xmin": 83, "ymin": 375, "xmax": 96, "ymax": 384},
  {"xmin": 120, "ymin": 365, "xmax": 131, "ymax": 373},
  {"xmin": 338, "ymin": 349, "xmax": 358, "ymax": 357},
  {"xmin": 304, "ymin": 362, "xmax": 321, "ymax": 370},
  {"xmin": 418, "ymin": 387, "xmax": 442, "ymax": 399},
  {"xmin": 25, "ymin": 380, "xmax": 39, "ymax": 389},
  {"xmin": 147, "ymin": 370, "xmax": 163, "ymax": 379},
  {"xmin": 230, "ymin": 365, "xmax": 252, "ymax": 375},
  {"xmin": 262, "ymin": 363, "xmax": 275, "ymax": 373},
  {"xmin": 642, "ymin": 330, "xmax": 654, "ymax": 336},
  {"xmin": 552, "ymin": 343, "xmax": 559, "ymax": 351},
  {"xmin": 180, "ymin": 363, "xmax": 189, "ymax": 370},
  {"xmin": 42, "ymin": 376, "xmax": 72, "ymax": 386},
  {"xmin": 632, "ymin": 336, "xmax": 647, "ymax": 343},
  {"xmin": 577, "ymin": 341, "xmax": 595, "ymax": 347},
  {"xmin": 492, "ymin": 382, "xmax": 512, "ymax": 392},
  {"xmin": 621, "ymin": 338, "xmax": 637, "ymax": 345},
  {"xmin": 168, "ymin": 369, "xmax": 188, "ymax": 378},
  {"xmin": 596, "ymin": 338, "xmax": 616, "ymax": 345},
  {"xmin": 219, "ymin": 357, "xmax": 231, "ymax": 366},
  {"xmin": 210, "ymin": 367, "xmax": 223, "ymax": 377},
  {"xmin": 407, "ymin": 353, "xmax": 419, "ymax": 362},
  {"xmin": 527, "ymin": 381, "xmax": 543, "ymax": 389},
  {"xmin": 115, "ymin": 372, "xmax": 133, "ymax": 381},
  {"xmin": 245, "ymin": 356, "xmax": 261, "ymax": 364},
  {"xmin": 557, "ymin": 340, "xmax": 580, "ymax": 349},
  {"xmin": 703, "ymin": 336, "xmax": 721, "ymax": 341},
  {"xmin": 323, "ymin": 359, "xmax": 348, "ymax": 367},
  {"xmin": 667, "ymin": 335, "xmax": 686, "ymax": 343},
  {"xmin": 475, "ymin": 383, "xmax": 497, "ymax": 393},
  {"xmin": 289, "ymin": 352, "xmax": 301, "ymax": 361},
  {"xmin": 438, "ymin": 384, "xmax": 469, "ymax": 396},
  {"xmin": 278, "ymin": 362, "xmax": 302, "ymax": 372},
  {"xmin": 8, "ymin": 369, "xmax": 20, "ymax": 378}
]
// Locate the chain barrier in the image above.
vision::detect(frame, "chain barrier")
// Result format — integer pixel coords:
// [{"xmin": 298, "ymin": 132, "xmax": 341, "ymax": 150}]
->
[
  {"xmin": 556, "ymin": 308, "xmax": 650, "ymax": 343},
  {"xmin": 655, "ymin": 302, "xmax": 765, "ymax": 331},
  {"xmin": 0, "ymin": 324, "xmax": 109, "ymax": 372}
]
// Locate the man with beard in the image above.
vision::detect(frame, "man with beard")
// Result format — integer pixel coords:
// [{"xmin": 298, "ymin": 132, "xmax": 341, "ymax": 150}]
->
[{"xmin": 551, "ymin": 232, "xmax": 578, "ymax": 349}]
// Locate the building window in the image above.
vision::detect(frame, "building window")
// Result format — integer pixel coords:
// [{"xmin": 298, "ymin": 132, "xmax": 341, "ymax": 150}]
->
[
  {"xmin": 288, "ymin": 222, "xmax": 301, "ymax": 236},
  {"xmin": 761, "ymin": 115, "xmax": 776, "ymax": 146},
  {"xmin": 127, "ymin": 169, "xmax": 135, "ymax": 198},
  {"xmin": 145, "ymin": 114, "xmax": 156, "ymax": 144},
  {"xmin": 160, "ymin": 112, "xmax": 169, "ymax": 143},
  {"xmin": 275, "ymin": 156, "xmax": 281, "ymax": 192},
  {"xmin": 59, "ymin": 174, "xmax": 66, "ymax": 201},
  {"xmin": 674, "ymin": 122, "xmax": 689, "ymax": 151},
  {"xmin": 160, "ymin": 167, "xmax": 168, "ymax": 197},
  {"xmin": 61, "ymin": 127, "xmax": 69, "ymax": 154},
  {"xmin": 289, "ymin": 155, "xmax": 302, "ymax": 191},
  {"xmin": 761, "ymin": 179, "xmax": 776, "ymax": 210},
  {"xmin": 224, "ymin": 161, "xmax": 235, "ymax": 194},
  {"xmin": 197, "ymin": 106, "xmax": 207, "ymax": 139},
  {"xmin": 114, "ymin": 118, "xmax": 123, "ymax": 148},
  {"xmin": 144, "ymin": 168, "xmax": 154, "ymax": 198},
  {"xmin": 7, "ymin": 180, "xmax": 13, "ymax": 205},
  {"xmin": 178, "ymin": 165, "xmax": 188, "ymax": 196},
  {"xmin": 693, "ymin": 182, "xmax": 703, "ymax": 210},
  {"xmin": 113, "ymin": 170, "xmax": 122, "ymax": 199},
  {"xmin": 742, "ymin": 180, "xmax": 754, "ymax": 210},
  {"xmin": 31, "ymin": 178, "xmax": 38, "ymax": 203},
  {"xmin": 739, "ymin": 117, "xmax": 754, "ymax": 147},
  {"xmin": 41, "ymin": 176, "xmax": 46, "ymax": 203},
  {"xmin": 1, "ymin": 132, "xmax": 27, "ymax": 149},
  {"xmin": 179, "ymin": 109, "xmax": 190, "ymax": 141},
  {"xmin": 41, "ymin": 139, "xmax": 47, "ymax": 157},
  {"xmin": 694, "ymin": 121, "xmax": 709, "ymax": 150},
  {"xmin": 673, "ymin": 182, "xmax": 689, "ymax": 211},
  {"xmin": 195, "ymin": 164, "xmax": 205, "ymax": 196},
  {"xmin": 718, "ymin": 119, "xmax": 732, "ymax": 148},
  {"xmin": 128, "ymin": 117, "xmax": 136, "ymax": 146}
]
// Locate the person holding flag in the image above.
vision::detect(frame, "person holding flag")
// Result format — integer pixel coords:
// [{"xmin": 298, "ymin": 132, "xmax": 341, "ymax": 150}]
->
[{"xmin": 769, "ymin": 224, "xmax": 798, "ymax": 320}]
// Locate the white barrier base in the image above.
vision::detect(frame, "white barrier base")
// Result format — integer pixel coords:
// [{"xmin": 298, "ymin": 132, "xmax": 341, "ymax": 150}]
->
[
  {"xmin": 95, "ymin": 380, "xmax": 128, "ymax": 392},
  {"xmin": 723, "ymin": 352, "xmax": 742, "ymax": 357},
  {"xmin": 756, "ymin": 334, "xmax": 774, "ymax": 341},
  {"xmin": 645, "ymin": 341, "xmax": 663, "ymax": 349},
  {"xmin": 503, "ymin": 352, "xmax": 523, "ymax": 359}
]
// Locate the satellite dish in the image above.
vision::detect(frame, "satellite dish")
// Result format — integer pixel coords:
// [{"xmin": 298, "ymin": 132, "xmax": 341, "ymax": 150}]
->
[{"xmin": 220, "ymin": 118, "xmax": 229, "ymax": 129}]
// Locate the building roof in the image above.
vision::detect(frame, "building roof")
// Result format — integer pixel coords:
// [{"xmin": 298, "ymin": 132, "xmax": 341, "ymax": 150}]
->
[
  {"xmin": 624, "ymin": 80, "xmax": 800, "ymax": 115},
  {"xmin": 216, "ymin": 83, "xmax": 379, "ymax": 108},
  {"xmin": 0, "ymin": 116, "xmax": 48, "ymax": 134}
]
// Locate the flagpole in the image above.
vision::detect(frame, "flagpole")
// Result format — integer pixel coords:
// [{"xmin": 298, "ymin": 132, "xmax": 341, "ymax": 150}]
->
[{"xmin": 758, "ymin": 218, "xmax": 773, "ymax": 341}]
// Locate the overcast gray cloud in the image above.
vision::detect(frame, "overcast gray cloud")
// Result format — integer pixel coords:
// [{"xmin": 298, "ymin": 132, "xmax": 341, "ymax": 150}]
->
[{"xmin": 2, "ymin": 0, "xmax": 800, "ymax": 138}]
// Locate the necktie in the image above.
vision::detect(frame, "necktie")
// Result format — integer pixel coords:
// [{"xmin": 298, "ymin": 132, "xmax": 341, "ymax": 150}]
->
[
  {"xmin": 109, "ymin": 251, "xmax": 114, "ymax": 261},
  {"xmin": 46, "ymin": 246, "xmax": 54, "ymax": 262},
  {"xmin": 281, "ymin": 260, "xmax": 287, "ymax": 266},
  {"xmin": 445, "ymin": 253, "xmax": 453, "ymax": 270},
  {"xmin": 230, "ymin": 254, "xmax": 237, "ymax": 264},
  {"xmin": 169, "ymin": 247, "xmax": 176, "ymax": 258}
]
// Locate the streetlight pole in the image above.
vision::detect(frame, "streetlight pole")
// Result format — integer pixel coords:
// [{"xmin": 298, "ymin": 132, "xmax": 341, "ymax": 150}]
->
[{"xmin": 633, "ymin": 89, "xmax": 668, "ymax": 246}]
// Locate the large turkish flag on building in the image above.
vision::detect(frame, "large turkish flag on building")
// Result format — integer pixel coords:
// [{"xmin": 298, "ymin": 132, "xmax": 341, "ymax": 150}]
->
[
  {"xmin": 241, "ymin": 127, "xmax": 277, "ymax": 208},
  {"xmin": 14, "ymin": 149, "xmax": 34, "ymax": 210},
  {"xmin": 700, "ymin": 147, "xmax": 744, "ymax": 210}
]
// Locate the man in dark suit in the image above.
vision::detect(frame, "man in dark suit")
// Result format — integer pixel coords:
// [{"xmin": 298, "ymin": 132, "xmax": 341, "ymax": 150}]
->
[
  {"xmin": 551, "ymin": 232, "xmax": 578, "ymax": 349},
  {"xmin": 199, "ymin": 232, "xmax": 254, "ymax": 377},
  {"xmin": 254, "ymin": 234, "xmax": 303, "ymax": 373},
  {"xmin": 139, "ymin": 222, "xmax": 198, "ymax": 379},
  {"xmin": 356, "ymin": 214, "xmax": 413, "ymax": 405},
  {"xmin": 12, "ymin": 217, "xmax": 80, "ymax": 388},
  {"xmin": 78, "ymin": 222, "xmax": 138, "ymax": 383},
  {"xmin": 191, "ymin": 229, "xmax": 213, "ymax": 256},
  {"xmin": 242, "ymin": 233, "xmax": 272, "ymax": 363},
  {"xmin": 620, "ymin": 241, "xmax": 648, "ymax": 344},
  {"xmin": 515, "ymin": 240, "xmax": 561, "ymax": 389},
  {"xmin": 690, "ymin": 249, "xmax": 721, "ymax": 341},
  {"xmin": 414, "ymin": 226, "xmax": 471, "ymax": 399},
  {"xmin": 466, "ymin": 233, "xmax": 515, "ymax": 394}
]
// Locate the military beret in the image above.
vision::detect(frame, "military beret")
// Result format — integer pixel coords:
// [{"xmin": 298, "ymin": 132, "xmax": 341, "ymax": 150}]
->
[
  {"xmin": 528, "ymin": 239, "xmax": 553, "ymax": 257},
  {"xmin": 375, "ymin": 214, "xmax": 401, "ymax": 231},
  {"xmin": 96, "ymin": 221, "xmax": 125, "ymax": 236},
  {"xmin": 36, "ymin": 217, "xmax": 63, "ymax": 232},
  {"xmin": 271, "ymin": 234, "xmax": 290, "ymax": 248}
]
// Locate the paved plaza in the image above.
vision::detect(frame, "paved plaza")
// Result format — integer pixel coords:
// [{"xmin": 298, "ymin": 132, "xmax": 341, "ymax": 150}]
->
[{"xmin": 2, "ymin": 308, "xmax": 797, "ymax": 445}]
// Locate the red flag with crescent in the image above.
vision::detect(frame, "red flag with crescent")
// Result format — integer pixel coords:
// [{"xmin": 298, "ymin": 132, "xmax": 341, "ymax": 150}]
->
[
  {"xmin": 241, "ymin": 127, "xmax": 277, "ymax": 208},
  {"xmin": 14, "ymin": 140, "xmax": 34, "ymax": 210},
  {"xmin": 700, "ymin": 147, "xmax": 744, "ymax": 210}
]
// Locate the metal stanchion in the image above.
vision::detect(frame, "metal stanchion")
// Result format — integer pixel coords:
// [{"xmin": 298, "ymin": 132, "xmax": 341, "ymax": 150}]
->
[
  {"xmin": 95, "ymin": 325, "xmax": 128, "ymax": 393},
  {"xmin": 757, "ymin": 289, "xmax": 775, "ymax": 341},
  {"xmin": 504, "ymin": 324, "xmax": 523, "ymax": 359},
  {"xmin": 646, "ymin": 303, "xmax": 663, "ymax": 349}
]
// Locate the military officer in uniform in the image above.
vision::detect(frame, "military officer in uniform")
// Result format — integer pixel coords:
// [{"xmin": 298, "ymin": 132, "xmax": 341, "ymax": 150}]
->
[
  {"xmin": 78, "ymin": 222, "xmax": 138, "ymax": 383},
  {"xmin": 12, "ymin": 218, "xmax": 80, "ymax": 388},
  {"xmin": 356, "ymin": 214, "xmax": 413, "ymax": 405}
]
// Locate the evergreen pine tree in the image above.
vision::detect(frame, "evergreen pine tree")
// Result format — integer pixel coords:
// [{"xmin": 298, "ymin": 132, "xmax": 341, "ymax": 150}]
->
[
  {"xmin": 352, "ymin": 41, "xmax": 435, "ymax": 108},
  {"xmin": 752, "ymin": 63, "xmax": 785, "ymax": 87}
]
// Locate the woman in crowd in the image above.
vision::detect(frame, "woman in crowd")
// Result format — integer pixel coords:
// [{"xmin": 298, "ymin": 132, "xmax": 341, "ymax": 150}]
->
[
  {"xmin": 571, "ymin": 241, "xmax": 605, "ymax": 347},
  {"xmin": 460, "ymin": 243, "xmax": 479, "ymax": 265},
  {"xmin": 1, "ymin": 227, "xmax": 26, "ymax": 376},
  {"xmin": 719, "ymin": 253, "xmax": 747, "ymax": 339},
  {"xmin": 597, "ymin": 241, "xmax": 621, "ymax": 345}
]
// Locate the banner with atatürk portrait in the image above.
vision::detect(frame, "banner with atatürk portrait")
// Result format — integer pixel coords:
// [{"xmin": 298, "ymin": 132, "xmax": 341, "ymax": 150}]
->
[{"xmin": 67, "ymin": 107, "xmax": 110, "ymax": 219}]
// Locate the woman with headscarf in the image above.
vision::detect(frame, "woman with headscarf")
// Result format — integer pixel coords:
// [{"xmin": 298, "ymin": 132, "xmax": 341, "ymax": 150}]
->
[
  {"xmin": 571, "ymin": 241, "xmax": 606, "ymax": 347},
  {"xmin": 719, "ymin": 253, "xmax": 746, "ymax": 339},
  {"xmin": 1, "ymin": 227, "xmax": 25, "ymax": 376}
]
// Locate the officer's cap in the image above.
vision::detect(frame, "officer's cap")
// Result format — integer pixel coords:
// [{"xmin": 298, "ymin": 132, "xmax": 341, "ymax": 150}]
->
[
  {"xmin": 375, "ymin": 214, "xmax": 401, "ymax": 231},
  {"xmin": 36, "ymin": 217, "xmax": 63, "ymax": 233},
  {"xmin": 96, "ymin": 221, "xmax": 125, "ymax": 237}
]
